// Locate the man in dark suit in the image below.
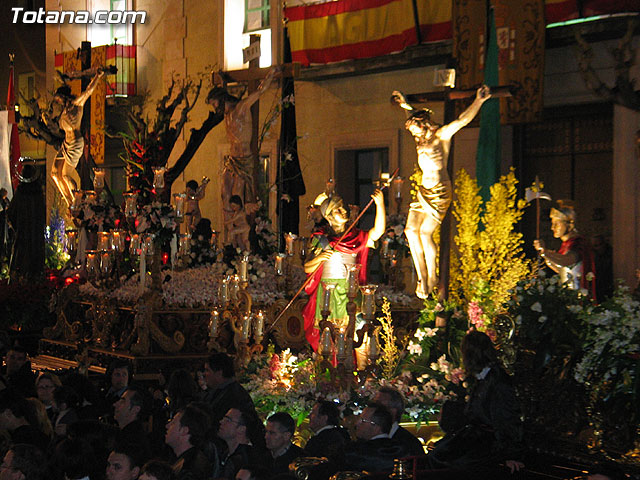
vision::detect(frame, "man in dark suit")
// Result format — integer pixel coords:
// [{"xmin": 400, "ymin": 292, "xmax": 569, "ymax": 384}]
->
[
  {"xmin": 202, "ymin": 353, "xmax": 256, "ymax": 427},
  {"xmin": 265, "ymin": 412, "xmax": 304, "ymax": 475},
  {"xmin": 374, "ymin": 386, "xmax": 425, "ymax": 456},
  {"xmin": 304, "ymin": 400, "xmax": 350, "ymax": 458},
  {"xmin": 165, "ymin": 404, "xmax": 214, "ymax": 480},
  {"xmin": 113, "ymin": 385, "xmax": 152, "ymax": 463},
  {"xmin": 338, "ymin": 403, "xmax": 410, "ymax": 473}
]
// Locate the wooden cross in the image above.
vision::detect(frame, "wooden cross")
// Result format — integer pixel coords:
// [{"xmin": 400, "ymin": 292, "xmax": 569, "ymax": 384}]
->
[{"xmin": 216, "ymin": 34, "xmax": 300, "ymax": 198}]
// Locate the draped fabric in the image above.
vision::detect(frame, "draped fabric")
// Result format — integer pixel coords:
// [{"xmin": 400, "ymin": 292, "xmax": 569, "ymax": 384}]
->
[
  {"xmin": 285, "ymin": 0, "xmax": 451, "ymax": 66},
  {"xmin": 453, "ymin": 0, "xmax": 546, "ymax": 125},
  {"xmin": 302, "ymin": 228, "xmax": 369, "ymax": 351}
]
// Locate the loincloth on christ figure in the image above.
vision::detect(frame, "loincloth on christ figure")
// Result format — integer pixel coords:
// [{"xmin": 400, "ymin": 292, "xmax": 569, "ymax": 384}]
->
[
  {"xmin": 409, "ymin": 180, "xmax": 452, "ymax": 224},
  {"xmin": 56, "ymin": 134, "xmax": 85, "ymax": 169}
]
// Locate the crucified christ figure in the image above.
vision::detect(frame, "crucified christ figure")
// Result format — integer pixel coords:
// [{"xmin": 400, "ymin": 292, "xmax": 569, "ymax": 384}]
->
[
  {"xmin": 50, "ymin": 69, "xmax": 105, "ymax": 206},
  {"xmin": 392, "ymin": 85, "xmax": 491, "ymax": 298}
]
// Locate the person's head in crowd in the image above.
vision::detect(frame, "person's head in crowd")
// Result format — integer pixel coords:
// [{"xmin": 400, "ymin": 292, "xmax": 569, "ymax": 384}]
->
[
  {"xmin": 166, "ymin": 369, "xmax": 199, "ymax": 410},
  {"xmin": 218, "ymin": 408, "xmax": 250, "ymax": 447},
  {"xmin": 235, "ymin": 465, "xmax": 270, "ymax": 480},
  {"xmin": 107, "ymin": 359, "xmax": 131, "ymax": 394},
  {"xmin": 308, "ymin": 400, "xmax": 341, "ymax": 433},
  {"xmin": 113, "ymin": 385, "xmax": 149, "ymax": 429},
  {"xmin": 0, "ymin": 444, "xmax": 46, "ymax": 480},
  {"xmin": 203, "ymin": 353, "xmax": 235, "ymax": 390},
  {"xmin": 25, "ymin": 398, "xmax": 53, "ymax": 439},
  {"xmin": 139, "ymin": 460, "xmax": 176, "ymax": 480},
  {"xmin": 0, "ymin": 188, "xmax": 7, "ymax": 200},
  {"xmin": 54, "ymin": 384, "xmax": 80, "ymax": 413},
  {"xmin": 165, "ymin": 404, "xmax": 211, "ymax": 456},
  {"xmin": 5, "ymin": 345, "xmax": 29, "ymax": 376},
  {"xmin": 373, "ymin": 387, "xmax": 405, "ymax": 424},
  {"xmin": 106, "ymin": 444, "xmax": 144, "ymax": 480},
  {"xmin": 0, "ymin": 391, "xmax": 38, "ymax": 432},
  {"xmin": 461, "ymin": 329, "xmax": 499, "ymax": 377},
  {"xmin": 34, "ymin": 372, "xmax": 61, "ymax": 408},
  {"xmin": 53, "ymin": 437, "xmax": 97, "ymax": 480},
  {"xmin": 265, "ymin": 412, "xmax": 296, "ymax": 457},
  {"xmin": 355, "ymin": 403, "xmax": 392, "ymax": 441}
]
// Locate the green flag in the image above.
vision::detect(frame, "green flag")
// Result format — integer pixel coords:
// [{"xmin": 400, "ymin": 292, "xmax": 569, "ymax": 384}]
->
[{"xmin": 476, "ymin": 6, "xmax": 501, "ymax": 203}]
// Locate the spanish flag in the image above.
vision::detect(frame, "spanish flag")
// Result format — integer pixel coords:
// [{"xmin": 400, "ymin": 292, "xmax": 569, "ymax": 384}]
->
[{"xmin": 285, "ymin": 0, "xmax": 451, "ymax": 66}]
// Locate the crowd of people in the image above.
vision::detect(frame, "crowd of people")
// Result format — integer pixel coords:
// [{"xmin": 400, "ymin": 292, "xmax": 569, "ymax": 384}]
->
[{"xmin": 0, "ymin": 332, "xmax": 529, "ymax": 480}]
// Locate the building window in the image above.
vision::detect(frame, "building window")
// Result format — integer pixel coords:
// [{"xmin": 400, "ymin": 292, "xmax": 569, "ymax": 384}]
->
[
  {"xmin": 245, "ymin": 0, "xmax": 270, "ymax": 33},
  {"xmin": 89, "ymin": 0, "xmax": 133, "ymax": 47}
]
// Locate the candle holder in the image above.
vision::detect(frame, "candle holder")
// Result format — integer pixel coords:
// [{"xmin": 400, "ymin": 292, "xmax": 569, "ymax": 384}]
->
[
  {"xmin": 173, "ymin": 193, "xmax": 186, "ymax": 224},
  {"xmin": 391, "ymin": 176, "xmax": 404, "ymax": 214},
  {"xmin": 321, "ymin": 282, "xmax": 337, "ymax": 322},
  {"xmin": 152, "ymin": 166, "xmax": 166, "ymax": 193},
  {"xmin": 360, "ymin": 284, "xmax": 378, "ymax": 322},
  {"xmin": 123, "ymin": 192, "xmax": 138, "ymax": 218},
  {"xmin": 284, "ymin": 233, "xmax": 298, "ymax": 256},
  {"xmin": 97, "ymin": 231, "xmax": 111, "ymax": 251},
  {"xmin": 65, "ymin": 229, "xmax": 79, "ymax": 263},
  {"xmin": 298, "ymin": 237, "xmax": 308, "ymax": 264},
  {"xmin": 85, "ymin": 250, "xmax": 100, "ymax": 281},
  {"xmin": 219, "ymin": 276, "xmax": 230, "ymax": 308},
  {"xmin": 238, "ymin": 254, "xmax": 249, "ymax": 285},
  {"xmin": 93, "ymin": 167, "xmax": 106, "ymax": 193}
]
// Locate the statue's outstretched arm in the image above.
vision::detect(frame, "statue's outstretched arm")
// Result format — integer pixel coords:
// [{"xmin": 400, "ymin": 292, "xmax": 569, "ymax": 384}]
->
[
  {"xmin": 74, "ymin": 69, "xmax": 105, "ymax": 107},
  {"xmin": 367, "ymin": 189, "xmax": 386, "ymax": 244},
  {"xmin": 439, "ymin": 85, "xmax": 491, "ymax": 140},
  {"xmin": 391, "ymin": 90, "xmax": 412, "ymax": 118},
  {"xmin": 237, "ymin": 65, "xmax": 281, "ymax": 114}
]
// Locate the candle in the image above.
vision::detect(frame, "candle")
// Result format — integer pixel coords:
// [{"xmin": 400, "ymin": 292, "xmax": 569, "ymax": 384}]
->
[
  {"xmin": 360, "ymin": 284, "xmax": 378, "ymax": 316},
  {"xmin": 275, "ymin": 253, "xmax": 286, "ymax": 276},
  {"xmin": 345, "ymin": 264, "xmax": 362, "ymax": 298},
  {"xmin": 70, "ymin": 190, "xmax": 83, "ymax": 216},
  {"xmin": 238, "ymin": 255, "xmax": 249, "ymax": 282},
  {"xmin": 85, "ymin": 250, "xmax": 99, "ymax": 278},
  {"xmin": 284, "ymin": 233, "xmax": 297, "ymax": 256},
  {"xmin": 254, "ymin": 310, "xmax": 265, "ymax": 339},
  {"xmin": 231, "ymin": 275, "xmax": 240, "ymax": 299},
  {"xmin": 142, "ymin": 234, "xmax": 154, "ymax": 255},
  {"xmin": 129, "ymin": 234, "xmax": 141, "ymax": 256},
  {"xmin": 209, "ymin": 310, "xmax": 219, "ymax": 338},
  {"xmin": 391, "ymin": 176, "xmax": 404, "ymax": 199},
  {"xmin": 179, "ymin": 234, "xmax": 190, "ymax": 256},
  {"xmin": 211, "ymin": 231, "xmax": 218, "ymax": 247},
  {"xmin": 368, "ymin": 328, "xmax": 380, "ymax": 360},
  {"xmin": 123, "ymin": 192, "xmax": 138, "ymax": 217},
  {"xmin": 152, "ymin": 167, "xmax": 166, "ymax": 190},
  {"xmin": 173, "ymin": 193, "xmax": 186, "ymax": 219},
  {"xmin": 381, "ymin": 237, "xmax": 391, "ymax": 258},
  {"xmin": 93, "ymin": 168, "xmax": 106, "ymax": 191},
  {"xmin": 84, "ymin": 190, "xmax": 97, "ymax": 202},
  {"xmin": 111, "ymin": 230, "xmax": 125, "ymax": 252},
  {"xmin": 241, "ymin": 315, "xmax": 251, "ymax": 341},
  {"xmin": 65, "ymin": 229, "xmax": 78, "ymax": 253},
  {"xmin": 322, "ymin": 282, "xmax": 337, "ymax": 313},
  {"xmin": 336, "ymin": 328, "xmax": 346, "ymax": 357},
  {"xmin": 219, "ymin": 277, "xmax": 229, "ymax": 306},
  {"xmin": 320, "ymin": 327, "xmax": 333, "ymax": 356},
  {"xmin": 97, "ymin": 231, "xmax": 111, "ymax": 251},
  {"xmin": 298, "ymin": 237, "xmax": 307, "ymax": 262},
  {"xmin": 100, "ymin": 250, "xmax": 112, "ymax": 276}
]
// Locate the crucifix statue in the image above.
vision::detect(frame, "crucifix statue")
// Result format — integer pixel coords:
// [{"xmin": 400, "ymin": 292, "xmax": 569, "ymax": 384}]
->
[
  {"xmin": 392, "ymin": 84, "xmax": 510, "ymax": 299},
  {"xmin": 208, "ymin": 34, "xmax": 298, "ymax": 248}
]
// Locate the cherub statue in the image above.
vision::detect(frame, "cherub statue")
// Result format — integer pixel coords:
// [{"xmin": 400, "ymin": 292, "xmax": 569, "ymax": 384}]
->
[{"xmin": 185, "ymin": 177, "xmax": 210, "ymax": 234}]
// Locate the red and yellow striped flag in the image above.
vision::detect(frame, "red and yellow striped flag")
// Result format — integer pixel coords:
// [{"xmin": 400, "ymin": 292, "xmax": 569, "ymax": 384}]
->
[{"xmin": 285, "ymin": 0, "xmax": 451, "ymax": 66}]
